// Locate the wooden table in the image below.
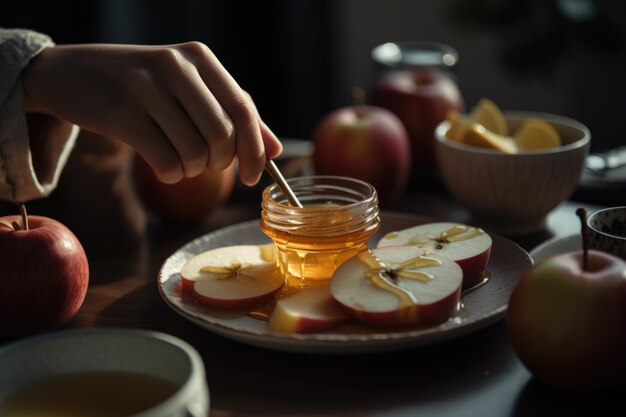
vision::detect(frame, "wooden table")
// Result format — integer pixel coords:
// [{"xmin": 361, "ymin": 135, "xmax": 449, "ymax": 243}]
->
[{"xmin": 2, "ymin": 184, "xmax": 622, "ymax": 417}]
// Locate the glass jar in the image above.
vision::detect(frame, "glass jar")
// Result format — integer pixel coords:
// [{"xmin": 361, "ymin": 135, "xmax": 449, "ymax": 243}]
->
[
  {"xmin": 260, "ymin": 176, "xmax": 380, "ymax": 284},
  {"xmin": 370, "ymin": 41, "xmax": 465, "ymax": 175}
]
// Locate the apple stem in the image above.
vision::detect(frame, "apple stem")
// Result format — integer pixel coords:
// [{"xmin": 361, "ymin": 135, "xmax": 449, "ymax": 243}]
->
[
  {"xmin": 352, "ymin": 87, "xmax": 367, "ymax": 118},
  {"xmin": 576, "ymin": 208, "xmax": 588, "ymax": 272},
  {"xmin": 19, "ymin": 204, "xmax": 29, "ymax": 231}
]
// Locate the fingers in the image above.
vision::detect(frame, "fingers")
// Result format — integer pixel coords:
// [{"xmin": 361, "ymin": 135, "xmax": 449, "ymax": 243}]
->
[
  {"xmin": 259, "ymin": 119, "xmax": 283, "ymax": 161},
  {"xmin": 123, "ymin": 113, "xmax": 184, "ymax": 184},
  {"xmin": 245, "ymin": 90, "xmax": 283, "ymax": 160},
  {"xmin": 140, "ymin": 82, "xmax": 209, "ymax": 178},
  {"xmin": 162, "ymin": 54, "xmax": 237, "ymax": 172},
  {"xmin": 179, "ymin": 42, "xmax": 268, "ymax": 186}
]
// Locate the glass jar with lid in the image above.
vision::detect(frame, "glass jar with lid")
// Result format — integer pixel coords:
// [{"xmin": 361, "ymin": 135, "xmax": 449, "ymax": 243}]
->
[{"xmin": 371, "ymin": 41, "xmax": 465, "ymax": 176}]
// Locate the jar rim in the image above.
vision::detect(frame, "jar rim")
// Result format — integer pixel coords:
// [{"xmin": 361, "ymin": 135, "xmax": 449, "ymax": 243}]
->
[
  {"xmin": 262, "ymin": 175, "xmax": 378, "ymax": 210},
  {"xmin": 261, "ymin": 175, "xmax": 380, "ymax": 237}
]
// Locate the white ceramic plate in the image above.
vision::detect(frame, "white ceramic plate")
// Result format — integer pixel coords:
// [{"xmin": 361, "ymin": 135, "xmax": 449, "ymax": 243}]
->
[
  {"xmin": 158, "ymin": 212, "xmax": 532, "ymax": 354},
  {"xmin": 530, "ymin": 234, "xmax": 581, "ymax": 262}
]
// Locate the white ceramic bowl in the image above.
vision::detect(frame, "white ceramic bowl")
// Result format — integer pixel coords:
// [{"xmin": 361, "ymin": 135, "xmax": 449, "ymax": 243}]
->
[
  {"xmin": 0, "ymin": 328, "xmax": 209, "ymax": 417},
  {"xmin": 435, "ymin": 112, "xmax": 590, "ymax": 236}
]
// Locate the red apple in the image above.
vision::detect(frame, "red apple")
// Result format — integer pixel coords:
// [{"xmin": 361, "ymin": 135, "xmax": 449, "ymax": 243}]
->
[
  {"xmin": 311, "ymin": 90, "xmax": 411, "ymax": 204},
  {"xmin": 268, "ymin": 282, "xmax": 351, "ymax": 333},
  {"xmin": 133, "ymin": 154, "xmax": 235, "ymax": 224},
  {"xmin": 377, "ymin": 222, "xmax": 492, "ymax": 290},
  {"xmin": 371, "ymin": 68, "xmax": 464, "ymax": 173},
  {"xmin": 0, "ymin": 210, "xmax": 89, "ymax": 337},
  {"xmin": 507, "ymin": 249, "xmax": 626, "ymax": 389},
  {"xmin": 330, "ymin": 246, "xmax": 462, "ymax": 328},
  {"xmin": 181, "ymin": 245, "xmax": 284, "ymax": 309}
]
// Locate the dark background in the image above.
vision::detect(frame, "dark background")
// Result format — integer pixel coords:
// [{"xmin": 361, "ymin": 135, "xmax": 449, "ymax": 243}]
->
[{"xmin": 3, "ymin": 0, "xmax": 626, "ymax": 152}]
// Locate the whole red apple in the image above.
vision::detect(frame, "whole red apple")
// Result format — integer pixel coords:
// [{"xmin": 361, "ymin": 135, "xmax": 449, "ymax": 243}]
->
[
  {"xmin": 0, "ymin": 212, "xmax": 89, "ymax": 337},
  {"xmin": 133, "ymin": 154, "xmax": 235, "ymax": 224},
  {"xmin": 371, "ymin": 68, "xmax": 464, "ymax": 173},
  {"xmin": 507, "ymin": 249, "xmax": 626, "ymax": 389},
  {"xmin": 312, "ymin": 97, "xmax": 411, "ymax": 204}
]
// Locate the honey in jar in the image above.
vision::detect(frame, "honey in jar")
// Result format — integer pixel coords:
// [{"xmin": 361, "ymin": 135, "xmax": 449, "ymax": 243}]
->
[{"xmin": 260, "ymin": 176, "xmax": 380, "ymax": 285}]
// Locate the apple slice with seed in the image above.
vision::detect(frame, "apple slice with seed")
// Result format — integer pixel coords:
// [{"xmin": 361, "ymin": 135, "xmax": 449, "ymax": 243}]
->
[
  {"xmin": 268, "ymin": 282, "xmax": 351, "ymax": 334},
  {"xmin": 330, "ymin": 246, "xmax": 463, "ymax": 328},
  {"xmin": 181, "ymin": 244, "xmax": 284, "ymax": 308},
  {"xmin": 377, "ymin": 222, "xmax": 492, "ymax": 290}
]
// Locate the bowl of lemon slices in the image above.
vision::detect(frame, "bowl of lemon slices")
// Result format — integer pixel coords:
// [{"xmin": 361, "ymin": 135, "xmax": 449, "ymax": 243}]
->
[{"xmin": 434, "ymin": 99, "xmax": 590, "ymax": 236}]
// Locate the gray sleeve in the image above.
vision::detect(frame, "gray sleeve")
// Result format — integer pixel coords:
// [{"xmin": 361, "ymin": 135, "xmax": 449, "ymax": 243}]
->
[{"xmin": 0, "ymin": 28, "xmax": 79, "ymax": 203}]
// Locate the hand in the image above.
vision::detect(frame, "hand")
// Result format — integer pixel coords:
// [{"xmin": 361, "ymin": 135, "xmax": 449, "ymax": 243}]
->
[{"xmin": 21, "ymin": 42, "xmax": 282, "ymax": 185}]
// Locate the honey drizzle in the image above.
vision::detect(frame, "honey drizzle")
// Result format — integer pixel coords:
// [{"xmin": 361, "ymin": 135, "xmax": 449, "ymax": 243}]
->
[
  {"xmin": 370, "ymin": 272, "xmax": 417, "ymax": 305},
  {"xmin": 439, "ymin": 225, "xmax": 484, "ymax": 242},
  {"xmin": 246, "ymin": 276, "xmax": 302, "ymax": 321},
  {"xmin": 259, "ymin": 244, "xmax": 277, "ymax": 263},
  {"xmin": 357, "ymin": 250, "xmax": 442, "ymax": 309},
  {"xmin": 396, "ymin": 256, "xmax": 441, "ymax": 281}
]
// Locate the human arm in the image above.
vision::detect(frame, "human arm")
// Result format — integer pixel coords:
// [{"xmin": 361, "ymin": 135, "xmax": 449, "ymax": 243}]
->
[{"xmin": 20, "ymin": 41, "xmax": 282, "ymax": 186}]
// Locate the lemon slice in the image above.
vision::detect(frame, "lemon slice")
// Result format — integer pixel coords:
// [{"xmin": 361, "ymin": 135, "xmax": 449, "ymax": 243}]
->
[
  {"xmin": 445, "ymin": 110, "xmax": 470, "ymax": 142},
  {"xmin": 514, "ymin": 119, "xmax": 561, "ymax": 151},
  {"xmin": 469, "ymin": 98, "xmax": 508, "ymax": 136},
  {"xmin": 463, "ymin": 123, "xmax": 517, "ymax": 153}
]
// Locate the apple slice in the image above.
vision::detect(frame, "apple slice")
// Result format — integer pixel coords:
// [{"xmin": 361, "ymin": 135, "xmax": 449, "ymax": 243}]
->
[
  {"xmin": 514, "ymin": 119, "xmax": 561, "ymax": 151},
  {"xmin": 377, "ymin": 222, "xmax": 492, "ymax": 290},
  {"xmin": 268, "ymin": 282, "xmax": 351, "ymax": 333},
  {"xmin": 469, "ymin": 98, "xmax": 508, "ymax": 136},
  {"xmin": 330, "ymin": 247, "xmax": 463, "ymax": 328},
  {"xmin": 181, "ymin": 244, "xmax": 284, "ymax": 308},
  {"xmin": 445, "ymin": 110, "xmax": 470, "ymax": 142},
  {"xmin": 462, "ymin": 123, "xmax": 517, "ymax": 153}
]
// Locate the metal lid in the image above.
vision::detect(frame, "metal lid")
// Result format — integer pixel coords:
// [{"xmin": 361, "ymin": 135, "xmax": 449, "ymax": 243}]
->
[{"xmin": 371, "ymin": 41, "xmax": 459, "ymax": 69}]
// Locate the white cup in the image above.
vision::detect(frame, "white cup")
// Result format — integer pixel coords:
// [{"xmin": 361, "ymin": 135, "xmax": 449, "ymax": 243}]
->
[{"xmin": 0, "ymin": 328, "xmax": 209, "ymax": 417}]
